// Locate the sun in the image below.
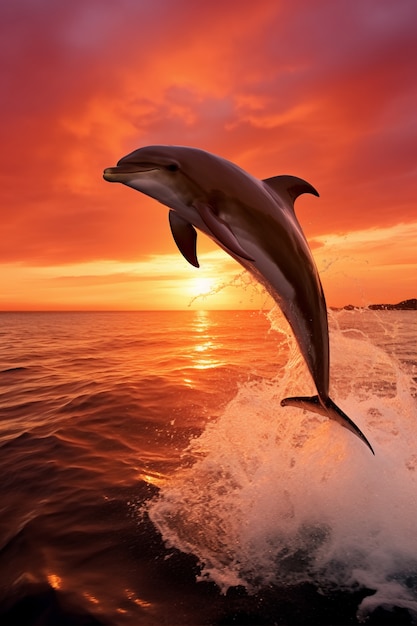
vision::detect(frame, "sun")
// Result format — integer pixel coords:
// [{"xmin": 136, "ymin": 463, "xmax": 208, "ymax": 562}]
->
[{"xmin": 189, "ymin": 276, "xmax": 216, "ymax": 298}]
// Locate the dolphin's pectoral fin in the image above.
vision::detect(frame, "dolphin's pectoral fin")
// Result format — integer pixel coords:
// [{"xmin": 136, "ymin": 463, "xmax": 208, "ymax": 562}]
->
[
  {"xmin": 281, "ymin": 394, "xmax": 374, "ymax": 454},
  {"xmin": 263, "ymin": 175, "xmax": 319, "ymax": 206},
  {"xmin": 169, "ymin": 210, "xmax": 199, "ymax": 268},
  {"xmin": 193, "ymin": 201, "xmax": 254, "ymax": 262}
]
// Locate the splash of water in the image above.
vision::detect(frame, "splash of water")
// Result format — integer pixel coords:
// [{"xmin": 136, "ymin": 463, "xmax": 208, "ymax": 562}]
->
[{"xmin": 147, "ymin": 308, "xmax": 417, "ymax": 621}]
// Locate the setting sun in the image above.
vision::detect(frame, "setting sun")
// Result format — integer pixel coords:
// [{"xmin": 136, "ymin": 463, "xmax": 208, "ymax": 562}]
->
[{"xmin": 189, "ymin": 276, "xmax": 217, "ymax": 298}]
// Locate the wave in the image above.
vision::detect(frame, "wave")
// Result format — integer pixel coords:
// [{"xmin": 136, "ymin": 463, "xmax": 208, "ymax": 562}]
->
[{"xmin": 147, "ymin": 308, "xmax": 417, "ymax": 622}]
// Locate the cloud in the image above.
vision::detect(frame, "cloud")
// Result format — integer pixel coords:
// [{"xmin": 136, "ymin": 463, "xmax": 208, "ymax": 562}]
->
[
  {"xmin": 0, "ymin": 250, "xmax": 254, "ymax": 310},
  {"xmin": 312, "ymin": 221, "xmax": 417, "ymax": 306},
  {"xmin": 314, "ymin": 221, "xmax": 417, "ymax": 266}
]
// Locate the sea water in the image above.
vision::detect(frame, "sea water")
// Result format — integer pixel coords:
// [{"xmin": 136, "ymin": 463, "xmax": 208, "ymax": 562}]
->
[{"xmin": 0, "ymin": 308, "xmax": 416, "ymax": 624}]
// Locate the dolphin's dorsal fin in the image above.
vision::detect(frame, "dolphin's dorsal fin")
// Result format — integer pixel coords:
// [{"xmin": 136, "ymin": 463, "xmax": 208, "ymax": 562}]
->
[
  {"xmin": 263, "ymin": 175, "xmax": 319, "ymax": 206},
  {"xmin": 169, "ymin": 210, "xmax": 199, "ymax": 267}
]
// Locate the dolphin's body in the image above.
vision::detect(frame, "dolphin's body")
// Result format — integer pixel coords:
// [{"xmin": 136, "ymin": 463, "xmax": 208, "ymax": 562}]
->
[{"xmin": 104, "ymin": 145, "xmax": 374, "ymax": 454}]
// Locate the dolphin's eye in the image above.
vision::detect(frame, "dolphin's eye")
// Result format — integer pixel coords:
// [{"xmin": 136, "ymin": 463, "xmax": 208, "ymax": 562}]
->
[{"xmin": 167, "ymin": 163, "xmax": 179, "ymax": 172}]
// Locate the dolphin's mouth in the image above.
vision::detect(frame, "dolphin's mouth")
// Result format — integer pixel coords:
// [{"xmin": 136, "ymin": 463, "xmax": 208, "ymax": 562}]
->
[{"xmin": 103, "ymin": 165, "xmax": 159, "ymax": 182}]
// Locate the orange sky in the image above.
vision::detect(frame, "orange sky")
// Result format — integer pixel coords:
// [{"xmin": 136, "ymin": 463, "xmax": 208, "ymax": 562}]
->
[{"xmin": 1, "ymin": 0, "xmax": 416, "ymax": 310}]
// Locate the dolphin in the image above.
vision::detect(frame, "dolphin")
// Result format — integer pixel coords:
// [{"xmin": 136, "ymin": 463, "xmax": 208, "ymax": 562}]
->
[{"xmin": 103, "ymin": 145, "xmax": 374, "ymax": 454}]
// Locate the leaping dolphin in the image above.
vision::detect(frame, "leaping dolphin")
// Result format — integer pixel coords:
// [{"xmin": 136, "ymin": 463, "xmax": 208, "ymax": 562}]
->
[{"xmin": 103, "ymin": 145, "xmax": 374, "ymax": 454}]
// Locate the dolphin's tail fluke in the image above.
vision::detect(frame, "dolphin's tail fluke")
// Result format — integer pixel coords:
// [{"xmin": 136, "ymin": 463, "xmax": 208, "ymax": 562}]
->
[{"xmin": 280, "ymin": 394, "xmax": 374, "ymax": 454}]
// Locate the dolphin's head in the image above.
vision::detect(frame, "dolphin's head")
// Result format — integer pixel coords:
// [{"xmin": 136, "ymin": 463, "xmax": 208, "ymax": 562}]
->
[
  {"xmin": 103, "ymin": 146, "xmax": 180, "ymax": 183},
  {"xmin": 103, "ymin": 145, "xmax": 204, "ymax": 211}
]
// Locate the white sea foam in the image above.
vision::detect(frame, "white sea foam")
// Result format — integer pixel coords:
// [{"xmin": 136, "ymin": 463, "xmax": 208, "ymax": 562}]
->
[{"xmin": 147, "ymin": 308, "xmax": 417, "ymax": 622}]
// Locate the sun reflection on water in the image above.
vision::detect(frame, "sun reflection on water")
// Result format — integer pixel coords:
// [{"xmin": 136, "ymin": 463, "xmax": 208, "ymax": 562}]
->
[
  {"xmin": 186, "ymin": 311, "xmax": 225, "ymax": 375},
  {"xmin": 140, "ymin": 471, "xmax": 166, "ymax": 486},
  {"xmin": 83, "ymin": 591, "xmax": 100, "ymax": 605},
  {"xmin": 47, "ymin": 573, "xmax": 62, "ymax": 589},
  {"xmin": 125, "ymin": 588, "xmax": 153, "ymax": 609},
  {"xmin": 193, "ymin": 309, "xmax": 210, "ymax": 331}
]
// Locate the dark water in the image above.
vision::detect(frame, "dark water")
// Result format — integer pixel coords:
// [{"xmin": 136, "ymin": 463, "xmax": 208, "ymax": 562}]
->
[{"xmin": 0, "ymin": 309, "xmax": 416, "ymax": 625}]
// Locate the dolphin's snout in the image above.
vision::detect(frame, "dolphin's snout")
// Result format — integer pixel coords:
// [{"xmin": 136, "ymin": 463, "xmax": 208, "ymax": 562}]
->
[{"xmin": 103, "ymin": 167, "xmax": 119, "ymax": 182}]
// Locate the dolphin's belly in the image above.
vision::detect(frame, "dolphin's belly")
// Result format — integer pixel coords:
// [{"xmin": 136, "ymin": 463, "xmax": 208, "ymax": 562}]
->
[{"xmin": 238, "ymin": 237, "xmax": 330, "ymax": 400}]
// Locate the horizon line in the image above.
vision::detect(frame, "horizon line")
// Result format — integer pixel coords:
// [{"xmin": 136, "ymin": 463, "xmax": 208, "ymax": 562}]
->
[{"xmin": 0, "ymin": 298, "xmax": 415, "ymax": 314}]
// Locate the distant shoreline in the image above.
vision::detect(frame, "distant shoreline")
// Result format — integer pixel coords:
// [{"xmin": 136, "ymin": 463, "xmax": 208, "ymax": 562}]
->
[{"xmin": 332, "ymin": 298, "xmax": 417, "ymax": 311}]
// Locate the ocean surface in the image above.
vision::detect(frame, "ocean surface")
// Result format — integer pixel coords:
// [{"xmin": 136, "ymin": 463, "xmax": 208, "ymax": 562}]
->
[{"xmin": 0, "ymin": 308, "xmax": 416, "ymax": 625}]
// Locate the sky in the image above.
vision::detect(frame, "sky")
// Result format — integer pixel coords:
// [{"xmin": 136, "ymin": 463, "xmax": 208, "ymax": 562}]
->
[{"xmin": 1, "ymin": 0, "xmax": 416, "ymax": 310}]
